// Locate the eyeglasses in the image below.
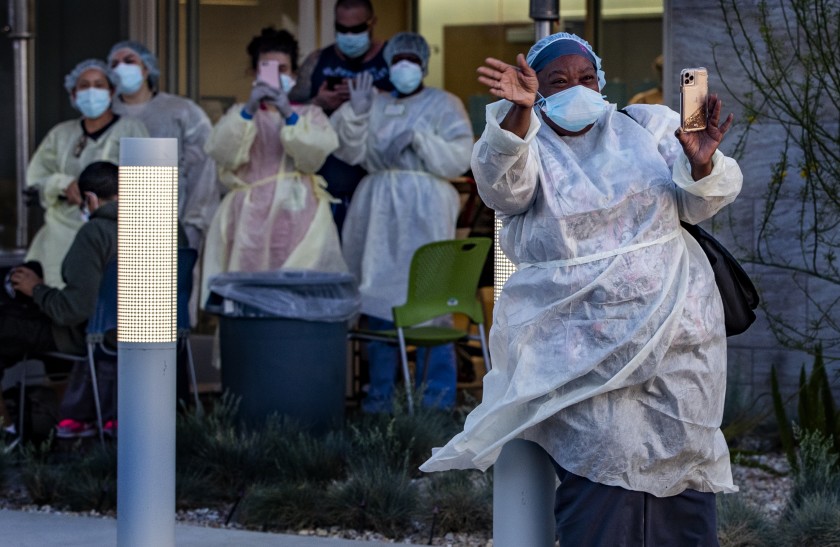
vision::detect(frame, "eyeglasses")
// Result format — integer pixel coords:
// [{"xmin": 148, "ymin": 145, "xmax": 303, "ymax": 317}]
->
[
  {"xmin": 335, "ymin": 20, "xmax": 371, "ymax": 34},
  {"xmin": 73, "ymin": 133, "xmax": 88, "ymax": 158}
]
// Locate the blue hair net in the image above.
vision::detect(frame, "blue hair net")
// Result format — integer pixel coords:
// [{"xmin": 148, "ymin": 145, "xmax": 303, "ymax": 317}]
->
[
  {"xmin": 63, "ymin": 59, "xmax": 118, "ymax": 95},
  {"xmin": 108, "ymin": 40, "xmax": 160, "ymax": 90},
  {"xmin": 526, "ymin": 32, "xmax": 606, "ymax": 90},
  {"xmin": 383, "ymin": 32, "xmax": 430, "ymax": 74}
]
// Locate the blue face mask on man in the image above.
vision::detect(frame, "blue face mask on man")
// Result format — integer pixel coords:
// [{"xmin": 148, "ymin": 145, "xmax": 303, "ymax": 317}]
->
[
  {"xmin": 536, "ymin": 85, "xmax": 607, "ymax": 132},
  {"xmin": 336, "ymin": 32, "xmax": 370, "ymax": 59},
  {"xmin": 113, "ymin": 63, "xmax": 145, "ymax": 94},
  {"xmin": 389, "ymin": 60, "xmax": 423, "ymax": 95},
  {"xmin": 75, "ymin": 88, "xmax": 112, "ymax": 119}
]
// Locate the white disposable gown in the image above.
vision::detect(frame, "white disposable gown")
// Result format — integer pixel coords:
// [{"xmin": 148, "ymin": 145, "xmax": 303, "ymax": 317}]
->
[
  {"xmin": 201, "ymin": 104, "xmax": 347, "ymax": 306},
  {"xmin": 331, "ymin": 87, "xmax": 473, "ymax": 320},
  {"xmin": 420, "ymin": 102, "xmax": 743, "ymax": 498},
  {"xmin": 112, "ymin": 92, "xmax": 219, "ymax": 249},
  {"xmin": 25, "ymin": 117, "xmax": 148, "ymax": 288}
]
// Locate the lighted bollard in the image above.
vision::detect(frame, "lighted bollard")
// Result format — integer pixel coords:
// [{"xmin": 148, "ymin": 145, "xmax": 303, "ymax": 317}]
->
[{"xmin": 117, "ymin": 138, "xmax": 178, "ymax": 547}]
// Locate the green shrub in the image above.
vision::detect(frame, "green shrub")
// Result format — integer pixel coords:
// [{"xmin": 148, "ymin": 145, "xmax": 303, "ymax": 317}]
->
[
  {"xmin": 422, "ymin": 470, "xmax": 492, "ymax": 534},
  {"xmin": 349, "ymin": 400, "xmax": 459, "ymax": 474},
  {"xmin": 0, "ymin": 437, "xmax": 11, "ymax": 489},
  {"xmin": 176, "ymin": 393, "xmax": 274, "ymax": 500},
  {"xmin": 771, "ymin": 345, "xmax": 840, "ymax": 473},
  {"xmin": 237, "ymin": 481, "xmax": 329, "ymax": 530},
  {"xmin": 19, "ymin": 439, "xmax": 65, "ymax": 506},
  {"xmin": 57, "ymin": 444, "xmax": 117, "ymax": 512},
  {"xmin": 326, "ymin": 460, "xmax": 418, "ymax": 536},
  {"xmin": 19, "ymin": 439, "xmax": 116, "ymax": 511},
  {"xmin": 777, "ymin": 493, "xmax": 840, "ymax": 546},
  {"xmin": 261, "ymin": 417, "xmax": 347, "ymax": 484},
  {"xmin": 716, "ymin": 494, "xmax": 776, "ymax": 547},
  {"xmin": 786, "ymin": 429, "xmax": 840, "ymax": 513}
]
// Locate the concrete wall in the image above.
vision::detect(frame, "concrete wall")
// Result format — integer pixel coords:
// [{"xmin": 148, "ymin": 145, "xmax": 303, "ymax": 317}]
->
[{"xmin": 665, "ymin": 0, "xmax": 840, "ymax": 416}]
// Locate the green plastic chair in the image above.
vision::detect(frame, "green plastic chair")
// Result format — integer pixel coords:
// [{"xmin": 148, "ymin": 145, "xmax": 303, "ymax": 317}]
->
[{"xmin": 350, "ymin": 237, "xmax": 492, "ymax": 414}]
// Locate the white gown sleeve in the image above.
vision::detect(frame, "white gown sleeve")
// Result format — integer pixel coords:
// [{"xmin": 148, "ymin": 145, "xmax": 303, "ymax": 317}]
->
[
  {"xmin": 178, "ymin": 101, "xmax": 219, "ymax": 246},
  {"xmin": 471, "ymin": 100, "xmax": 542, "ymax": 216},
  {"xmin": 282, "ymin": 106, "xmax": 339, "ymax": 174},
  {"xmin": 624, "ymin": 104, "xmax": 743, "ymax": 224},
  {"xmin": 330, "ymin": 101, "xmax": 371, "ymax": 166},
  {"xmin": 411, "ymin": 93, "xmax": 474, "ymax": 180},
  {"xmin": 26, "ymin": 125, "xmax": 75, "ymax": 208}
]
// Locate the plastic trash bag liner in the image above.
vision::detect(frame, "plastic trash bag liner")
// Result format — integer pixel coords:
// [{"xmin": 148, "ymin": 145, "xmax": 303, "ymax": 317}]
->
[{"xmin": 206, "ymin": 270, "xmax": 360, "ymax": 322}]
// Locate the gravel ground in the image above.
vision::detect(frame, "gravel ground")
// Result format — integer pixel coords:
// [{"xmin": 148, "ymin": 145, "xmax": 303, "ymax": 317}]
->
[{"xmin": 0, "ymin": 450, "xmax": 793, "ymax": 546}]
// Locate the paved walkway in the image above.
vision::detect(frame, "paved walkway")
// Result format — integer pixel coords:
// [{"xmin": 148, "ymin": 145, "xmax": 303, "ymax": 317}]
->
[{"xmin": 0, "ymin": 509, "xmax": 404, "ymax": 546}]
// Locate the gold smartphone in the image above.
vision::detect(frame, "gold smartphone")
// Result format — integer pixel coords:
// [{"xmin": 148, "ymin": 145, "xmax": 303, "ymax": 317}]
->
[{"xmin": 680, "ymin": 67, "xmax": 708, "ymax": 132}]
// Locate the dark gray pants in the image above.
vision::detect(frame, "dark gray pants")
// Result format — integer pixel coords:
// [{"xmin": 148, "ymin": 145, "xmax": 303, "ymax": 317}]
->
[
  {"xmin": 60, "ymin": 357, "xmax": 117, "ymax": 423},
  {"xmin": 552, "ymin": 461, "xmax": 719, "ymax": 546}
]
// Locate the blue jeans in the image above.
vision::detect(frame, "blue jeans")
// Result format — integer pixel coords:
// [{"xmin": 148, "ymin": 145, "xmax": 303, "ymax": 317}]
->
[{"xmin": 362, "ymin": 315, "xmax": 456, "ymax": 413}]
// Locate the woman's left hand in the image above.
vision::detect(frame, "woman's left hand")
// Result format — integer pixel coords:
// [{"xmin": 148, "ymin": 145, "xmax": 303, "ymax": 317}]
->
[{"xmin": 675, "ymin": 94, "xmax": 734, "ymax": 180}]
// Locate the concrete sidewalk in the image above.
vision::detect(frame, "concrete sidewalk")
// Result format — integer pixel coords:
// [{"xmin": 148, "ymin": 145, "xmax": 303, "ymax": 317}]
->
[{"xmin": 0, "ymin": 509, "xmax": 405, "ymax": 546}]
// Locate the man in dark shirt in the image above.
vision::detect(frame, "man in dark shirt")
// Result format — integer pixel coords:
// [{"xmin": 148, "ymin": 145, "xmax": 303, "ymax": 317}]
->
[
  {"xmin": 1, "ymin": 161, "xmax": 118, "ymax": 439},
  {"xmin": 289, "ymin": 0, "xmax": 393, "ymax": 230}
]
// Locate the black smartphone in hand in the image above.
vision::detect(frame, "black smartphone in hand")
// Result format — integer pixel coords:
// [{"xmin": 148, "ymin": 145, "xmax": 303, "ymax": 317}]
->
[{"xmin": 326, "ymin": 76, "xmax": 344, "ymax": 91}]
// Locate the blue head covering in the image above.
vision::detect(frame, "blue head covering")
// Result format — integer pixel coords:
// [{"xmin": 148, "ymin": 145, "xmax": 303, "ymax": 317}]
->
[
  {"xmin": 383, "ymin": 32, "xmax": 430, "ymax": 74},
  {"xmin": 526, "ymin": 32, "xmax": 606, "ymax": 90},
  {"xmin": 63, "ymin": 59, "xmax": 118, "ymax": 95},
  {"xmin": 108, "ymin": 40, "xmax": 160, "ymax": 90}
]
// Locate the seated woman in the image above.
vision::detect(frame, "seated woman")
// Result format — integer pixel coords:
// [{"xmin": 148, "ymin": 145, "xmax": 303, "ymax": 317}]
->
[
  {"xmin": 25, "ymin": 59, "xmax": 148, "ymax": 288},
  {"xmin": 330, "ymin": 32, "xmax": 474, "ymax": 412},
  {"xmin": 201, "ymin": 27, "xmax": 347, "ymax": 304}
]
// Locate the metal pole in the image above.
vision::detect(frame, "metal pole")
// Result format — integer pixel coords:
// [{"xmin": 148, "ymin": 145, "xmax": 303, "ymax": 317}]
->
[
  {"xmin": 493, "ymin": 439, "xmax": 557, "ymax": 547},
  {"xmin": 186, "ymin": 0, "xmax": 199, "ymax": 102},
  {"xmin": 530, "ymin": 0, "xmax": 559, "ymax": 40},
  {"xmin": 117, "ymin": 138, "xmax": 179, "ymax": 547},
  {"xmin": 117, "ymin": 342, "xmax": 177, "ymax": 546},
  {"xmin": 585, "ymin": 0, "xmax": 602, "ymax": 53},
  {"xmin": 165, "ymin": 0, "xmax": 179, "ymax": 94},
  {"xmin": 8, "ymin": 0, "xmax": 34, "ymax": 249}
]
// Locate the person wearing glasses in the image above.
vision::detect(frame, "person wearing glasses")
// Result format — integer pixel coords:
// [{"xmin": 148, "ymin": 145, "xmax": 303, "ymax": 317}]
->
[
  {"xmin": 288, "ymin": 0, "xmax": 393, "ymax": 231},
  {"xmin": 24, "ymin": 59, "xmax": 147, "ymax": 288}
]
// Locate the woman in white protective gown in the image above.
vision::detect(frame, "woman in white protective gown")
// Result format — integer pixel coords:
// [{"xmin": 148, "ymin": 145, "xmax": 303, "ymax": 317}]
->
[
  {"xmin": 26, "ymin": 59, "xmax": 148, "ymax": 288},
  {"xmin": 420, "ymin": 32, "xmax": 743, "ymax": 545},
  {"xmin": 330, "ymin": 32, "xmax": 474, "ymax": 413},
  {"xmin": 201, "ymin": 27, "xmax": 347, "ymax": 305}
]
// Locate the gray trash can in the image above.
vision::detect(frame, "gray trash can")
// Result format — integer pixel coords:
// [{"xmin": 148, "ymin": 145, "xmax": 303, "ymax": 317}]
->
[{"xmin": 206, "ymin": 270, "xmax": 360, "ymax": 431}]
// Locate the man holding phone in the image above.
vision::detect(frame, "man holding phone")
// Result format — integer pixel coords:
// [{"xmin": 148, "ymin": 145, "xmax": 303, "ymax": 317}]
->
[{"xmin": 289, "ymin": 0, "xmax": 393, "ymax": 230}]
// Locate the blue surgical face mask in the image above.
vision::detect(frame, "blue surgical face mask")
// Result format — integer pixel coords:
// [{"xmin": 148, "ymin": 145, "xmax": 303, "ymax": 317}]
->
[
  {"xmin": 113, "ymin": 62, "xmax": 145, "ymax": 94},
  {"xmin": 280, "ymin": 73, "xmax": 296, "ymax": 94},
  {"xmin": 336, "ymin": 32, "xmax": 370, "ymax": 59},
  {"xmin": 75, "ymin": 88, "xmax": 112, "ymax": 119},
  {"xmin": 536, "ymin": 85, "xmax": 607, "ymax": 132},
  {"xmin": 389, "ymin": 60, "xmax": 423, "ymax": 95}
]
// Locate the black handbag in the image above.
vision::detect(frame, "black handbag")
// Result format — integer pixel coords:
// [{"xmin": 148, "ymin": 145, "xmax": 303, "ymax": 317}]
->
[{"xmin": 680, "ymin": 221, "xmax": 759, "ymax": 336}]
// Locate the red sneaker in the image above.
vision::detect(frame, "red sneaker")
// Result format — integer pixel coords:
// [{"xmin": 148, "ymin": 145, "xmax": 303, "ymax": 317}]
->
[
  {"xmin": 56, "ymin": 419, "xmax": 97, "ymax": 439},
  {"xmin": 103, "ymin": 420, "xmax": 118, "ymax": 438}
]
